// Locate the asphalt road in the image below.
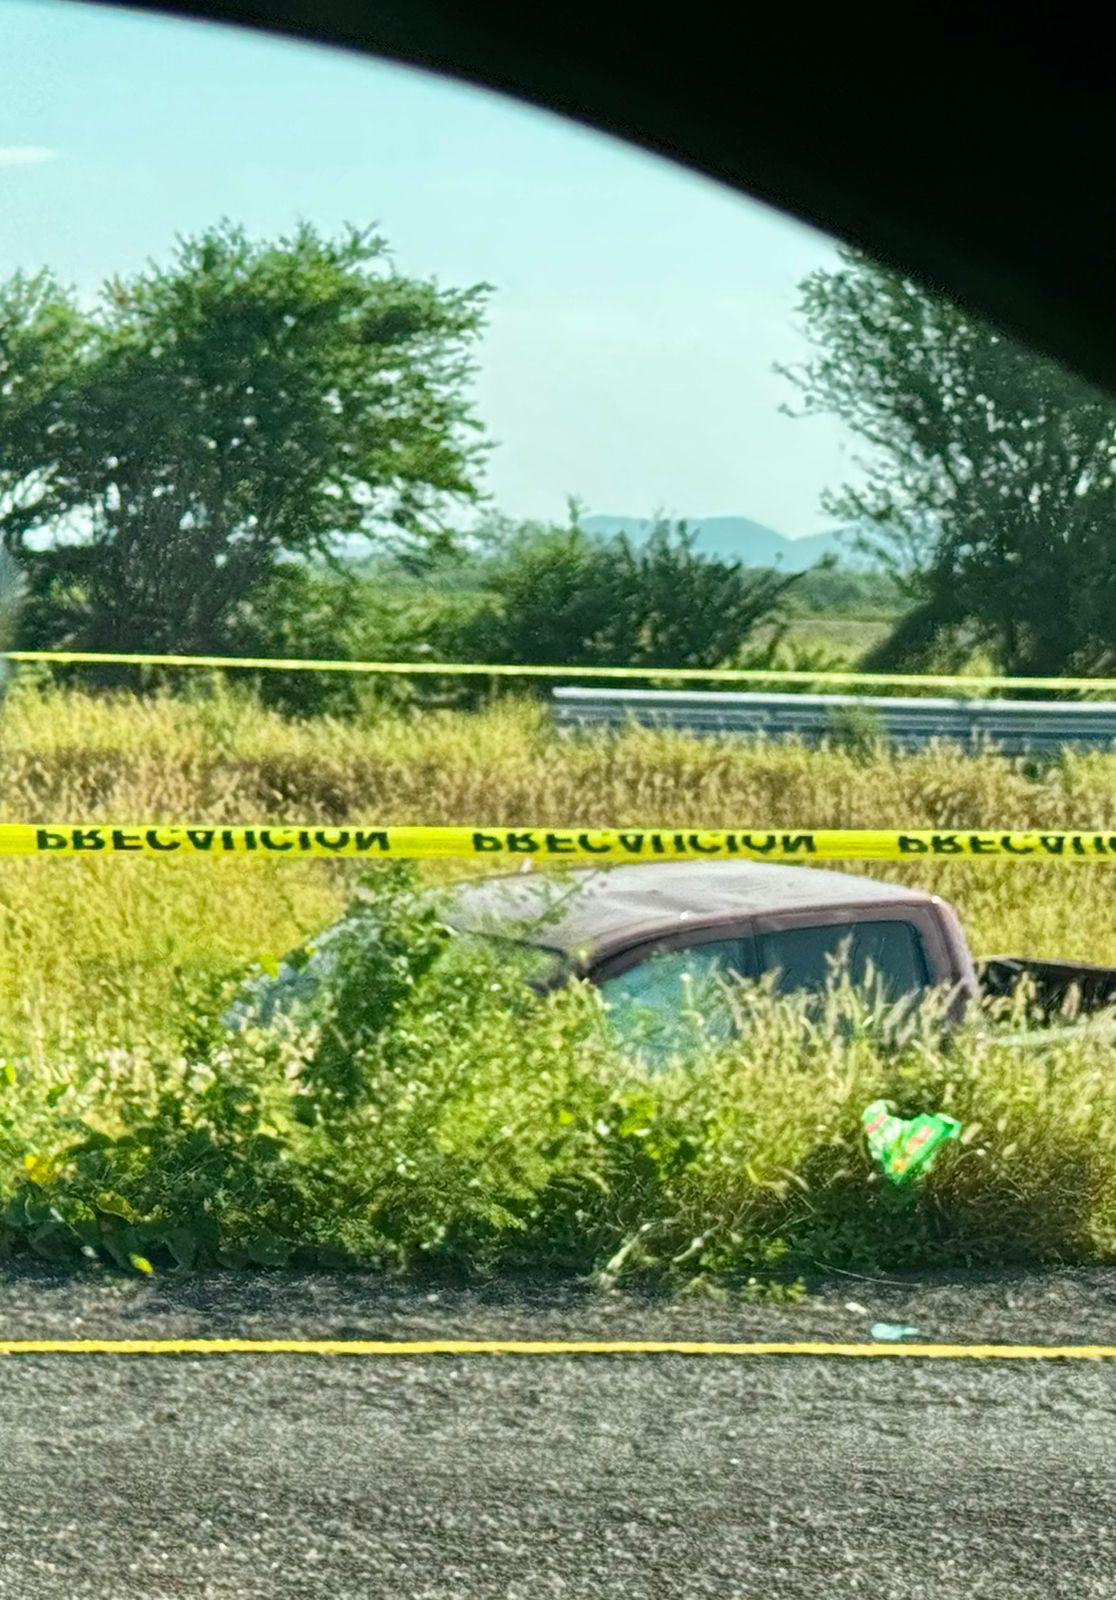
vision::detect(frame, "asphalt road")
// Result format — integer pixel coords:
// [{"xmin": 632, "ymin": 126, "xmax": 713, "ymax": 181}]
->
[{"xmin": 1, "ymin": 1267, "xmax": 1115, "ymax": 1599}]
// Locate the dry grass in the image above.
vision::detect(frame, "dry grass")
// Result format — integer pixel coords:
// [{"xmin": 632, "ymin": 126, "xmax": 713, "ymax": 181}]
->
[
  {"xmin": 1, "ymin": 678, "xmax": 1115, "ymax": 1053},
  {"xmin": 2, "ymin": 680, "xmax": 1116, "ymax": 1279}
]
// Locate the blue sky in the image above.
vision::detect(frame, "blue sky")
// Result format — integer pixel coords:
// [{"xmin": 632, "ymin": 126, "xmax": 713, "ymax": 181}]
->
[{"xmin": 0, "ymin": 0, "xmax": 856, "ymax": 534}]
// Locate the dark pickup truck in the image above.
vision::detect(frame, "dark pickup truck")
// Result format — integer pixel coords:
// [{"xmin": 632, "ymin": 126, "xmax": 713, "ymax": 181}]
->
[
  {"xmin": 238, "ymin": 859, "xmax": 1116, "ymax": 1046},
  {"xmin": 447, "ymin": 860, "xmax": 1116, "ymax": 1030}
]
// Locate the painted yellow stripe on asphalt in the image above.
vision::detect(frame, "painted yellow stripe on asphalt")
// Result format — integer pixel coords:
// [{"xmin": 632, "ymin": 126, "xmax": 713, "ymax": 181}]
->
[{"xmin": 1, "ymin": 1338, "xmax": 1115, "ymax": 1359}]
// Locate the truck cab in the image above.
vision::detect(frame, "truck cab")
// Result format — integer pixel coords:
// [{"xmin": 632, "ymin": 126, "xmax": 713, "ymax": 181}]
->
[
  {"xmin": 446, "ymin": 860, "xmax": 980, "ymax": 1040},
  {"xmin": 235, "ymin": 859, "xmax": 1116, "ymax": 1049}
]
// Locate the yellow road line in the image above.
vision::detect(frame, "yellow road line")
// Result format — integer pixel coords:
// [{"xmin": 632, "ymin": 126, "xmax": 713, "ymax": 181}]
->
[{"xmin": 1, "ymin": 1338, "xmax": 1115, "ymax": 1359}]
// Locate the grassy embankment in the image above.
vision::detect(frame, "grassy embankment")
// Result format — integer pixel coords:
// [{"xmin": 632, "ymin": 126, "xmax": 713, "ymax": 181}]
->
[{"xmin": 1, "ymin": 682, "xmax": 1114, "ymax": 1283}]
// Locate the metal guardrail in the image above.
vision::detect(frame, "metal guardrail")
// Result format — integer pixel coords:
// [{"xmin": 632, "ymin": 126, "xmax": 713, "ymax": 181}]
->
[{"xmin": 552, "ymin": 688, "xmax": 1116, "ymax": 754}]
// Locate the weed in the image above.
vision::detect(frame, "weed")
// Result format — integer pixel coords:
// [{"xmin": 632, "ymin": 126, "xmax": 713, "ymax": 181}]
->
[{"xmin": 2, "ymin": 684, "xmax": 1115, "ymax": 1282}]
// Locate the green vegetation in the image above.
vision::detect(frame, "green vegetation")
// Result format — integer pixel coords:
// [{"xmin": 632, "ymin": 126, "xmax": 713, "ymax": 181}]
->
[
  {"xmin": 784, "ymin": 565, "xmax": 905, "ymax": 621},
  {"xmin": 761, "ymin": 564, "xmax": 905, "ymax": 666},
  {"xmin": 1, "ymin": 223, "xmax": 488, "ymax": 657},
  {"xmin": 220, "ymin": 517, "xmax": 828, "ymax": 717},
  {"xmin": 4, "ymin": 220, "xmax": 1113, "ymax": 1287},
  {"xmin": 9, "ymin": 221, "xmax": 1112, "ymax": 694},
  {"xmin": 747, "ymin": 616, "xmax": 895, "ymax": 669},
  {"xmin": 784, "ymin": 248, "xmax": 1116, "ymax": 675},
  {"xmin": 453, "ymin": 520, "xmax": 798, "ymax": 671},
  {"xmin": 2, "ymin": 685, "xmax": 1115, "ymax": 1283},
  {"xmin": 6, "ymin": 872, "xmax": 1116, "ymax": 1282}
]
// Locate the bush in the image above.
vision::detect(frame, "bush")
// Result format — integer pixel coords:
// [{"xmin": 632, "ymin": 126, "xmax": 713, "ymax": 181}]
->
[
  {"xmin": 4, "ymin": 863, "xmax": 1116, "ymax": 1284},
  {"xmin": 456, "ymin": 516, "xmax": 800, "ymax": 674},
  {"xmin": 227, "ymin": 563, "xmax": 479, "ymax": 717},
  {"xmin": 823, "ymin": 702, "xmax": 888, "ymax": 758}
]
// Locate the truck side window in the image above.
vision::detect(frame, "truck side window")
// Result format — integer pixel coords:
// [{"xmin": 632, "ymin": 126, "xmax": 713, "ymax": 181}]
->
[
  {"xmin": 597, "ymin": 939, "xmax": 746, "ymax": 1060},
  {"xmin": 757, "ymin": 919, "xmax": 929, "ymax": 1002}
]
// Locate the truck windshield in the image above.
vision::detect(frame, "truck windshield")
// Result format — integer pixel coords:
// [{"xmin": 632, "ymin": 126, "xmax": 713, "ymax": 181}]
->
[
  {"xmin": 228, "ymin": 924, "xmax": 570, "ymax": 1031},
  {"xmin": 597, "ymin": 939, "xmax": 744, "ymax": 1061},
  {"xmin": 758, "ymin": 919, "xmax": 929, "ymax": 1002}
]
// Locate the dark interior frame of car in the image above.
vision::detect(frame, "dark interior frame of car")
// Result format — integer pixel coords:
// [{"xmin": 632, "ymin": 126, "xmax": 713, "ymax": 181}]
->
[{"xmin": 118, "ymin": 0, "xmax": 1116, "ymax": 397}]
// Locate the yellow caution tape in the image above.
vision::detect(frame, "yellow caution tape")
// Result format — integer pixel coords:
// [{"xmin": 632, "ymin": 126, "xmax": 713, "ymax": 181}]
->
[
  {"xmin": 4, "ymin": 648, "xmax": 1116, "ymax": 695},
  {"xmin": 0, "ymin": 1336, "xmax": 1114, "ymax": 1359},
  {"xmin": 1, "ymin": 824, "xmax": 1115, "ymax": 860}
]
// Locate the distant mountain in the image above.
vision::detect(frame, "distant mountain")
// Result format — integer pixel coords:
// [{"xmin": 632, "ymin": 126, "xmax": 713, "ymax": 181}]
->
[{"xmin": 581, "ymin": 514, "xmax": 873, "ymax": 571}]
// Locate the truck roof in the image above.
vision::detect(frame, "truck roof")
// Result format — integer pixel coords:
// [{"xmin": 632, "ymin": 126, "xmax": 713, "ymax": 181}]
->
[{"xmin": 445, "ymin": 860, "xmax": 934, "ymax": 968}]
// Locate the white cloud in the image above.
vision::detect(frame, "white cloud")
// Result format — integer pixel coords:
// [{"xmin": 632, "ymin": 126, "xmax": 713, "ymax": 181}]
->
[{"xmin": 0, "ymin": 146, "xmax": 58, "ymax": 167}]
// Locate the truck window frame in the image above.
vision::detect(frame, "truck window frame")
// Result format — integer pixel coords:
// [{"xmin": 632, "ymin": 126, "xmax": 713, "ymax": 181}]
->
[
  {"xmin": 588, "ymin": 900, "xmax": 955, "ymax": 994},
  {"xmin": 747, "ymin": 902, "xmax": 951, "ymax": 991},
  {"xmin": 588, "ymin": 920, "xmax": 758, "ymax": 989}
]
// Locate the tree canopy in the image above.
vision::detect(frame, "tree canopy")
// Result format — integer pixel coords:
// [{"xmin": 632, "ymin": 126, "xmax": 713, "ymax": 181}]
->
[
  {"xmin": 783, "ymin": 251, "xmax": 1116, "ymax": 675},
  {"xmin": 460, "ymin": 517, "xmax": 798, "ymax": 669},
  {"xmin": 0, "ymin": 222, "xmax": 488, "ymax": 654}
]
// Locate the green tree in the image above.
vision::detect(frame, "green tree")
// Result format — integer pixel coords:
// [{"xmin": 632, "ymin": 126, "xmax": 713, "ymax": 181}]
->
[
  {"xmin": 0, "ymin": 270, "xmax": 83, "ymax": 549},
  {"xmin": 229, "ymin": 560, "xmax": 477, "ymax": 717},
  {"xmin": 782, "ymin": 250, "xmax": 1116, "ymax": 675},
  {"xmin": 3, "ymin": 223, "xmax": 488, "ymax": 655},
  {"xmin": 0, "ymin": 550, "xmax": 21, "ymax": 705},
  {"xmin": 459, "ymin": 515, "xmax": 798, "ymax": 669}
]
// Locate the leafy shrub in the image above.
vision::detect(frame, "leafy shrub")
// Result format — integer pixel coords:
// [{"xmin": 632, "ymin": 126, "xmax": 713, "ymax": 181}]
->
[
  {"xmin": 456, "ymin": 517, "xmax": 799, "ymax": 674},
  {"xmin": 823, "ymin": 702, "xmax": 888, "ymax": 758},
  {"xmin": 4, "ymin": 863, "xmax": 1116, "ymax": 1284},
  {"xmin": 228, "ymin": 562, "xmax": 483, "ymax": 717}
]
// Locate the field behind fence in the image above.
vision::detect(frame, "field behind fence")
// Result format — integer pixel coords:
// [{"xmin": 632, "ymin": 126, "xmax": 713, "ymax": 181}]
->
[
  {"xmin": 2, "ymin": 683, "xmax": 1115, "ymax": 1053},
  {"xmin": 2, "ymin": 683, "xmax": 1115, "ymax": 1281}
]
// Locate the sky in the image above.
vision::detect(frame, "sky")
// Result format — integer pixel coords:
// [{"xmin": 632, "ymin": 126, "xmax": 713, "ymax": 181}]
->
[{"xmin": 0, "ymin": 0, "xmax": 858, "ymax": 535}]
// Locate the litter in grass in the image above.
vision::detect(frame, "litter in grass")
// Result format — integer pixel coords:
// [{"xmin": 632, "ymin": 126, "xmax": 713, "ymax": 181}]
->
[{"xmin": 862, "ymin": 1100, "xmax": 962, "ymax": 1185}]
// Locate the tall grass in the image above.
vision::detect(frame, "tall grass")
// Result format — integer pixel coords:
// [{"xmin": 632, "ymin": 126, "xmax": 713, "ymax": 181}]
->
[
  {"xmin": 2, "ymin": 681, "xmax": 1115, "ymax": 1280},
  {"xmin": 2, "ymin": 864, "xmax": 1115, "ymax": 1280},
  {"xmin": 2, "ymin": 681, "xmax": 1114, "ymax": 1041}
]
